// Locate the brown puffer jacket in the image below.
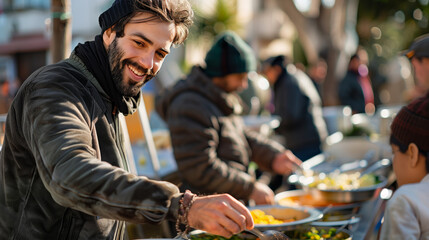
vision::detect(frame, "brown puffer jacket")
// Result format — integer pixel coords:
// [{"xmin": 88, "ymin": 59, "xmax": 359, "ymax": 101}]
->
[
  {"xmin": 0, "ymin": 53, "xmax": 182, "ymax": 240},
  {"xmin": 156, "ymin": 66, "xmax": 285, "ymax": 201}
]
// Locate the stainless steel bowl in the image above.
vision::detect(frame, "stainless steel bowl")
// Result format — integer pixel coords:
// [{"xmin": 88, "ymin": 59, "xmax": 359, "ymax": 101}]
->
[
  {"xmin": 275, "ymin": 189, "xmax": 362, "ymax": 209},
  {"xmin": 299, "ymin": 175, "xmax": 388, "ymax": 203}
]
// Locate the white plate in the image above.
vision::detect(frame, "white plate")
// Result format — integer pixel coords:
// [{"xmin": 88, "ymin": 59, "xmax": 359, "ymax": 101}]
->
[{"xmin": 311, "ymin": 216, "xmax": 360, "ymax": 227}]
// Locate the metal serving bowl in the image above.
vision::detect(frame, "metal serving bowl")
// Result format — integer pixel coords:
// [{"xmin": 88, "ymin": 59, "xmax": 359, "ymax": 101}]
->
[
  {"xmin": 248, "ymin": 205, "xmax": 323, "ymax": 231},
  {"xmin": 275, "ymin": 189, "xmax": 362, "ymax": 209},
  {"xmin": 298, "ymin": 175, "xmax": 388, "ymax": 203},
  {"xmin": 275, "ymin": 190, "xmax": 361, "ymax": 228}
]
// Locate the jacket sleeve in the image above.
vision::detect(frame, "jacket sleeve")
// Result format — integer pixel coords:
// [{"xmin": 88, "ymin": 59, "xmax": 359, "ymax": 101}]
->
[
  {"xmin": 19, "ymin": 69, "xmax": 182, "ymax": 224},
  {"xmin": 243, "ymin": 128, "xmax": 285, "ymax": 172},
  {"xmin": 165, "ymin": 93, "xmax": 256, "ymax": 200}
]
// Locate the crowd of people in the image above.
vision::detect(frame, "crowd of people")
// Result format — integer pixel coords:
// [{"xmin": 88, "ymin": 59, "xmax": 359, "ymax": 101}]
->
[{"xmin": 0, "ymin": 0, "xmax": 428, "ymax": 239}]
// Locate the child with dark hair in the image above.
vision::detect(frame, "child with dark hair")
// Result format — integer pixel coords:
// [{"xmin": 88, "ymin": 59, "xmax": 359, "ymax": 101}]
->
[{"xmin": 379, "ymin": 94, "xmax": 429, "ymax": 239}]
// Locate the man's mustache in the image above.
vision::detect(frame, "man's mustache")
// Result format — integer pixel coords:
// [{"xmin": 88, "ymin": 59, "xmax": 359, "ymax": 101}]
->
[{"xmin": 123, "ymin": 59, "xmax": 155, "ymax": 82}]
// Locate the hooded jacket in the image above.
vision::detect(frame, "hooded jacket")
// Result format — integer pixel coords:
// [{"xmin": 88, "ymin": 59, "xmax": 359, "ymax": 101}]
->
[
  {"xmin": 338, "ymin": 70, "xmax": 366, "ymax": 113},
  {"xmin": 0, "ymin": 53, "xmax": 182, "ymax": 240},
  {"xmin": 272, "ymin": 65, "xmax": 328, "ymax": 151},
  {"xmin": 156, "ymin": 66, "xmax": 285, "ymax": 201}
]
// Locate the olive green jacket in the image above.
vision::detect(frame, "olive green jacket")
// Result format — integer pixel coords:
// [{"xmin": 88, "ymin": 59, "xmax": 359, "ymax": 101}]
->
[
  {"xmin": 156, "ymin": 66, "xmax": 285, "ymax": 201},
  {"xmin": 0, "ymin": 53, "xmax": 181, "ymax": 240}
]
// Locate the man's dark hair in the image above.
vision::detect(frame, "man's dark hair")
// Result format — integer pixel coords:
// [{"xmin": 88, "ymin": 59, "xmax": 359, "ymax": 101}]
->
[
  {"xmin": 263, "ymin": 55, "xmax": 287, "ymax": 68},
  {"xmin": 105, "ymin": 0, "xmax": 194, "ymax": 45}
]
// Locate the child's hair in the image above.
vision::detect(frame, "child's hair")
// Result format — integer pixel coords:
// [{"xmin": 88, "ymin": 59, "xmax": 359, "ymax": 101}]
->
[
  {"xmin": 390, "ymin": 94, "xmax": 429, "ymax": 173},
  {"xmin": 390, "ymin": 135, "xmax": 429, "ymax": 173}
]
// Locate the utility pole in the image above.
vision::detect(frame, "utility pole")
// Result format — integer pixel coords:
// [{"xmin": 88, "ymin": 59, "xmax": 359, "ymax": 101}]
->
[{"xmin": 50, "ymin": 0, "xmax": 71, "ymax": 63}]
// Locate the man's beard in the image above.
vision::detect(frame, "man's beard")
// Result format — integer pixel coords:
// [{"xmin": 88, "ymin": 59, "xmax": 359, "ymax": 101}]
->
[{"xmin": 107, "ymin": 37, "xmax": 156, "ymax": 97}]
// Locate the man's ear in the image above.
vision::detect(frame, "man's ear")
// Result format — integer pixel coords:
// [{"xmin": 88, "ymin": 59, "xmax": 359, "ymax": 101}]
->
[
  {"xmin": 408, "ymin": 143, "xmax": 420, "ymax": 167},
  {"xmin": 275, "ymin": 65, "xmax": 282, "ymax": 74},
  {"xmin": 102, "ymin": 27, "xmax": 116, "ymax": 46}
]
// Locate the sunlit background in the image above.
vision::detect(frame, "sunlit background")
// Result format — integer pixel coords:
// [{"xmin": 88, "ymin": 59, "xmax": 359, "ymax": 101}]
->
[{"xmin": 0, "ymin": 0, "xmax": 428, "ymax": 110}]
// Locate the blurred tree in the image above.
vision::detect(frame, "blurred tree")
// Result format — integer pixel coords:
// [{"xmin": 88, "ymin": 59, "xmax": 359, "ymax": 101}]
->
[
  {"xmin": 51, "ymin": 0, "xmax": 71, "ymax": 63},
  {"xmin": 188, "ymin": 0, "xmax": 240, "ymax": 41},
  {"xmin": 358, "ymin": 0, "xmax": 429, "ymax": 61},
  {"xmin": 182, "ymin": 0, "xmax": 242, "ymax": 73},
  {"xmin": 274, "ymin": 0, "xmax": 429, "ymax": 106},
  {"xmin": 274, "ymin": 0, "xmax": 360, "ymax": 106}
]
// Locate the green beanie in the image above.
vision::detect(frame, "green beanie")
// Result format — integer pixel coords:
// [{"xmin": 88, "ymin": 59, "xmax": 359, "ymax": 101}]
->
[{"xmin": 204, "ymin": 31, "xmax": 256, "ymax": 77}]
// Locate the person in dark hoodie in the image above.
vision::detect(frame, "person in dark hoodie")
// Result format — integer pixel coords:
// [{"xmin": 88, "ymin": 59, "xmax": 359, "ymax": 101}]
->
[
  {"xmin": 156, "ymin": 31, "xmax": 302, "ymax": 206},
  {"xmin": 338, "ymin": 52, "xmax": 375, "ymax": 114},
  {"xmin": 260, "ymin": 55, "xmax": 328, "ymax": 191},
  {"xmin": 0, "ymin": 1, "xmax": 255, "ymax": 239}
]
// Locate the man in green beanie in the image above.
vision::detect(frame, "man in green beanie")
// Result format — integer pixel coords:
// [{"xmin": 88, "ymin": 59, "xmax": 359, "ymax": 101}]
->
[{"xmin": 156, "ymin": 31, "xmax": 302, "ymax": 205}]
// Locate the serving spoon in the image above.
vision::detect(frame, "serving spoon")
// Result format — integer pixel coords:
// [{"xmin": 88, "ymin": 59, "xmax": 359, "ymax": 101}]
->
[
  {"xmin": 358, "ymin": 158, "xmax": 391, "ymax": 179},
  {"xmin": 246, "ymin": 229, "xmax": 289, "ymax": 240}
]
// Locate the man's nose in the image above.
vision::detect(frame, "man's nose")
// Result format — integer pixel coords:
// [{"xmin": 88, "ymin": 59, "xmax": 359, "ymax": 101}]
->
[
  {"xmin": 241, "ymin": 78, "xmax": 249, "ymax": 89},
  {"xmin": 138, "ymin": 52, "xmax": 154, "ymax": 70}
]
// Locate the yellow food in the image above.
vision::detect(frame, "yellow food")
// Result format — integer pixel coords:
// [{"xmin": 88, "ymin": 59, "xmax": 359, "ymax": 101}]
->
[
  {"xmin": 250, "ymin": 209, "xmax": 294, "ymax": 225},
  {"xmin": 308, "ymin": 172, "xmax": 378, "ymax": 190}
]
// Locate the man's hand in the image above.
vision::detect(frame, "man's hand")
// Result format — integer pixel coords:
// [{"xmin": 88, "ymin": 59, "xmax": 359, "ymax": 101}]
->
[
  {"xmin": 249, "ymin": 182, "xmax": 274, "ymax": 205},
  {"xmin": 187, "ymin": 194, "xmax": 254, "ymax": 238},
  {"xmin": 272, "ymin": 150, "xmax": 302, "ymax": 175}
]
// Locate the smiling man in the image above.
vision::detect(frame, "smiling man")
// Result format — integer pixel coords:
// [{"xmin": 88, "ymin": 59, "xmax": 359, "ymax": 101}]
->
[{"xmin": 0, "ymin": 1, "xmax": 255, "ymax": 239}]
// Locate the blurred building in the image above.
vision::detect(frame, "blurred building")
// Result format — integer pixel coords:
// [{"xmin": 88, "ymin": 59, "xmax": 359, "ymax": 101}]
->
[{"xmin": 0, "ymin": 0, "xmax": 112, "ymax": 113}]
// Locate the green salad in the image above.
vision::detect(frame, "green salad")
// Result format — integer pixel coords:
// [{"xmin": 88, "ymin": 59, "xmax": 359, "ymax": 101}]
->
[{"xmin": 286, "ymin": 227, "xmax": 349, "ymax": 240}]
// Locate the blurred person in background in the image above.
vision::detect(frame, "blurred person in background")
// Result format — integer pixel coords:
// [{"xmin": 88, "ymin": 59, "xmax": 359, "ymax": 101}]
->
[
  {"xmin": 308, "ymin": 58, "xmax": 328, "ymax": 102},
  {"xmin": 338, "ymin": 52, "xmax": 375, "ymax": 114},
  {"xmin": 260, "ymin": 55, "xmax": 328, "ymax": 192},
  {"xmin": 380, "ymin": 94, "xmax": 429, "ymax": 239},
  {"xmin": 0, "ymin": 1, "xmax": 256, "ymax": 239},
  {"xmin": 403, "ymin": 34, "xmax": 429, "ymax": 102},
  {"xmin": 156, "ymin": 31, "xmax": 302, "ymax": 206}
]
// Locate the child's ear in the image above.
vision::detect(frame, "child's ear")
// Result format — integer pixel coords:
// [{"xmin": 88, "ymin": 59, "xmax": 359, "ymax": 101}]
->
[{"xmin": 408, "ymin": 143, "xmax": 420, "ymax": 167}]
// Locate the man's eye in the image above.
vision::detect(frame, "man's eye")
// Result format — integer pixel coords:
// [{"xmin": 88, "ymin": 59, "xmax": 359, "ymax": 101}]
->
[
  {"xmin": 156, "ymin": 51, "xmax": 166, "ymax": 59},
  {"xmin": 134, "ymin": 40, "xmax": 145, "ymax": 47}
]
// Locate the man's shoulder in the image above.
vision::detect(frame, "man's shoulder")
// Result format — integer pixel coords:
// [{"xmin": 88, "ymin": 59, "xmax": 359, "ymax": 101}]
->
[
  {"xmin": 171, "ymin": 89, "xmax": 214, "ymax": 109},
  {"xmin": 18, "ymin": 61, "xmax": 92, "ymax": 102},
  {"xmin": 27, "ymin": 61, "xmax": 89, "ymax": 90},
  {"xmin": 27, "ymin": 60, "xmax": 82, "ymax": 82}
]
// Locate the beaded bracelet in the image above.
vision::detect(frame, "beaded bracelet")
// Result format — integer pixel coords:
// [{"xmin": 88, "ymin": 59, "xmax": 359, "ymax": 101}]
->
[{"xmin": 176, "ymin": 190, "xmax": 197, "ymax": 239}]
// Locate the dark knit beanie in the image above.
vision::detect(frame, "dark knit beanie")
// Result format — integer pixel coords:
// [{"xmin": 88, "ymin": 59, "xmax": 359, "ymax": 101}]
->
[
  {"xmin": 390, "ymin": 94, "xmax": 429, "ymax": 152},
  {"xmin": 204, "ymin": 31, "xmax": 256, "ymax": 78},
  {"xmin": 99, "ymin": 0, "xmax": 134, "ymax": 33}
]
